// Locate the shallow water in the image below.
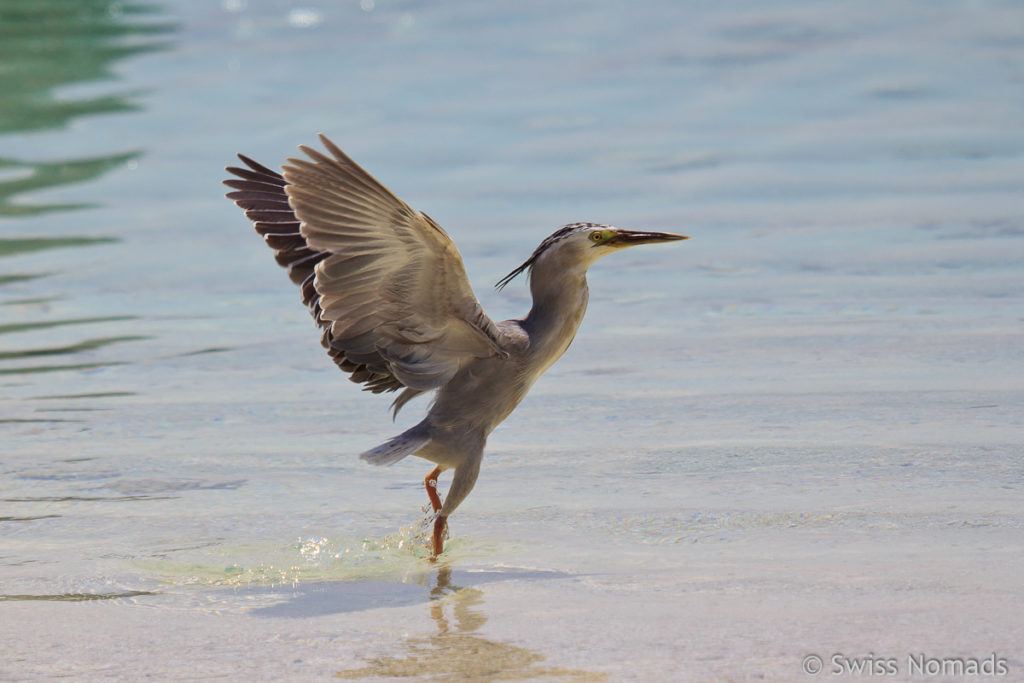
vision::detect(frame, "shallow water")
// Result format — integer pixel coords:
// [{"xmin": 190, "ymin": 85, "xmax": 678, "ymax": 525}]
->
[{"xmin": 2, "ymin": 0, "xmax": 1023, "ymax": 680}]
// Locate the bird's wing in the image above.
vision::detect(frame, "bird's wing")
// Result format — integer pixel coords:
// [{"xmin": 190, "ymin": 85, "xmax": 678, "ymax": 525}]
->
[{"xmin": 226, "ymin": 135, "xmax": 508, "ymax": 401}]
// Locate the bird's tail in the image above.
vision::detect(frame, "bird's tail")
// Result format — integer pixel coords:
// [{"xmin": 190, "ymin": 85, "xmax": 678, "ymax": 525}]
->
[{"xmin": 359, "ymin": 425, "xmax": 430, "ymax": 467}]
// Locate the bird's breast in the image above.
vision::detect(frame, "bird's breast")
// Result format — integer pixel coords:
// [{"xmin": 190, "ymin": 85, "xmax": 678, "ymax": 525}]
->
[{"xmin": 426, "ymin": 352, "xmax": 532, "ymax": 433}]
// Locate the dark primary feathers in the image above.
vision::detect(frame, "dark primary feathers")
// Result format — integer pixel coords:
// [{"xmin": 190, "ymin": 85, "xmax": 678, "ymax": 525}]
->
[
  {"xmin": 224, "ymin": 154, "xmax": 401, "ymax": 394},
  {"xmin": 224, "ymin": 135, "xmax": 511, "ymax": 414}
]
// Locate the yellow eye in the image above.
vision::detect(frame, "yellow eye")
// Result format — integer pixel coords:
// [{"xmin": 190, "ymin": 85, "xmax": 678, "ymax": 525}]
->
[{"xmin": 590, "ymin": 231, "xmax": 604, "ymax": 243}]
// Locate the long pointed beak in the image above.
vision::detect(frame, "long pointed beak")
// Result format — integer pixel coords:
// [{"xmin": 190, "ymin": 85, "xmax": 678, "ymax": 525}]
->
[{"xmin": 607, "ymin": 230, "xmax": 689, "ymax": 246}]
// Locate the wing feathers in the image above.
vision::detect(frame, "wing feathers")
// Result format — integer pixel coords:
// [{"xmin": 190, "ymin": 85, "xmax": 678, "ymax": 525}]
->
[
  {"xmin": 225, "ymin": 157, "xmax": 286, "ymax": 186},
  {"xmin": 226, "ymin": 136, "xmax": 510, "ymax": 411},
  {"xmin": 254, "ymin": 221, "xmax": 301, "ymax": 236}
]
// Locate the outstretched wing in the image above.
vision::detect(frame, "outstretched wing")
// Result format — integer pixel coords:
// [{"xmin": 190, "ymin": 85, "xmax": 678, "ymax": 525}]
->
[{"xmin": 224, "ymin": 135, "xmax": 508, "ymax": 411}]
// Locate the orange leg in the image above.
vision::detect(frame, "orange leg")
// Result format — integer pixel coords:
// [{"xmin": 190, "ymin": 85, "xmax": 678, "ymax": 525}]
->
[
  {"xmin": 432, "ymin": 515, "xmax": 448, "ymax": 558},
  {"xmin": 424, "ymin": 466, "xmax": 442, "ymax": 513},
  {"xmin": 424, "ymin": 467, "xmax": 447, "ymax": 558}
]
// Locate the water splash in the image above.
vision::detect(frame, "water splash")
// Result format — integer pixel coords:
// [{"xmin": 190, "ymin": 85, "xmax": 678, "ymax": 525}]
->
[{"xmin": 135, "ymin": 508, "xmax": 455, "ymax": 591}]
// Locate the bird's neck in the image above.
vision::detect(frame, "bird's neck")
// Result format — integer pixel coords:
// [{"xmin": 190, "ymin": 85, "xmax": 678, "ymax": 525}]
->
[{"xmin": 521, "ymin": 259, "xmax": 590, "ymax": 368}]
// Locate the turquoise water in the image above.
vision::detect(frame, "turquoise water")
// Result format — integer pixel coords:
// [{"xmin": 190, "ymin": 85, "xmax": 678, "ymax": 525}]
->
[{"xmin": 2, "ymin": 1, "xmax": 1022, "ymax": 679}]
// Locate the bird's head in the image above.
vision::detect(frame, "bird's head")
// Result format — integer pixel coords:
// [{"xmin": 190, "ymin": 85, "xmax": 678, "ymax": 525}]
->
[{"xmin": 496, "ymin": 222, "xmax": 688, "ymax": 289}]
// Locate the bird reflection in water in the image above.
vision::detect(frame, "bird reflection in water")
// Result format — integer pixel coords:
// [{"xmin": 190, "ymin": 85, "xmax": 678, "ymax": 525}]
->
[{"xmin": 335, "ymin": 566, "xmax": 606, "ymax": 681}]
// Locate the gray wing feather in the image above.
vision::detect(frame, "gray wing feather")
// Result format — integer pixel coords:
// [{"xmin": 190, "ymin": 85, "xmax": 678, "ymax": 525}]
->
[{"xmin": 280, "ymin": 135, "xmax": 509, "ymax": 396}]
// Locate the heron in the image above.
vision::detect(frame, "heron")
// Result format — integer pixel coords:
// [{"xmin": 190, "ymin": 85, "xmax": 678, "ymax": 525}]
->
[{"xmin": 224, "ymin": 135, "xmax": 687, "ymax": 558}]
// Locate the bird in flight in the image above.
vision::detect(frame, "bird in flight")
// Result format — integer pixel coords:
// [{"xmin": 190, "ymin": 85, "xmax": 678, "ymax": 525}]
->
[{"xmin": 225, "ymin": 135, "xmax": 687, "ymax": 558}]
